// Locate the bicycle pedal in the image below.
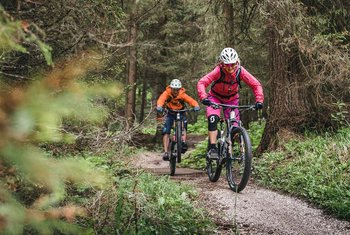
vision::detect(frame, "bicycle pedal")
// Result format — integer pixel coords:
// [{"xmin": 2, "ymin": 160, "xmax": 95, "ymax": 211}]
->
[{"xmin": 207, "ymin": 148, "xmax": 219, "ymax": 160}]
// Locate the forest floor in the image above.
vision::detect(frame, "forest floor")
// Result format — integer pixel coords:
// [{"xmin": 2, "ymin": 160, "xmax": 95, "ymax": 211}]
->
[{"xmin": 131, "ymin": 134, "xmax": 350, "ymax": 235}]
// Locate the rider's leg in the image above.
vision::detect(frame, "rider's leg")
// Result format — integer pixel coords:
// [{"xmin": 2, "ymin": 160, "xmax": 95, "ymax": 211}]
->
[
  {"xmin": 209, "ymin": 130, "xmax": 218, "ymax": 144},
  {"xmin": 206, "ymin": 96, "xmax": 221, "ymax": 146},
  {"xmin": 163, "ymin": 134, "xmax": 170, "ymax": 152},
  {"xmin": 182, "ymin": 115, "xmax": 188, "ymax": 142},
  {"xmin": 224, "ymin": 98, "xmax": 240, "ymax": 142},
  {"xmin": 205, "ymin": 96, "xmax": 221, "ymax": 159},
  {"xmin": 181, "ymin": 115, "xmax": 188, "ymax": 153},
  {"xmin": 207, "ymin": 114, "xmax": 220, "ymax": 159},
  {"xmin": 162, "ymin": 114, "xmax": 175, "ymax": 160},
  {"xmin": 224, "ymin": 98, "xmax": 240, "ymax": 126},
  {"xmin": 208, "ymin": 114, "xmax": 219, "ymax": 145},
  {"xmin": 181, "ymin": 130, "xmax": 188, "ymax": 153}
]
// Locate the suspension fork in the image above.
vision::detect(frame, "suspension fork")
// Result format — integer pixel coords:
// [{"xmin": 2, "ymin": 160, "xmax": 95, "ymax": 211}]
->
[{"xmin": 174, "ymin": 113, "xmax": 181, "ymax": 142}]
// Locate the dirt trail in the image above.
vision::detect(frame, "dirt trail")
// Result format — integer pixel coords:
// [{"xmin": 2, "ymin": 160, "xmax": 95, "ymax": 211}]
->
[{"xmin": 132, "ymin": 146, "xmax": 350, "ymax": 234}]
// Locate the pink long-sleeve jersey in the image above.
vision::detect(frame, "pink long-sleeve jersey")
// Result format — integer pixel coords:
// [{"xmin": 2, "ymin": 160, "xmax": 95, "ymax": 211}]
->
[{"xmin": 197, "ymin": 64, "xmax": 264, "ymax": 103}]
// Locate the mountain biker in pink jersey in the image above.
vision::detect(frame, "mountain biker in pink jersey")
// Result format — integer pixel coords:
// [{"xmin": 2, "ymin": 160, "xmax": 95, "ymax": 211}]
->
[{"xmin": 197, "ymin": 47, "xmax": 264, "ymax": 159}]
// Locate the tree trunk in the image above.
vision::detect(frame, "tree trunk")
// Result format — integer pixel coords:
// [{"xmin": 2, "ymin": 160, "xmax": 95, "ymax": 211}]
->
[
  {"xmin": 125, "ymin": 20, "xmax": 137, "ymax": 127},
  {"xmin": 258, "ymin": 0, "xmax": 316, "ymax": 153},
  {"xmin": 223, "ymin": 0, "xmax": 235, "ymax": 47},
  {"xmin": 139, "ymin": 72, "xmax": 147, "ymax": 123}
]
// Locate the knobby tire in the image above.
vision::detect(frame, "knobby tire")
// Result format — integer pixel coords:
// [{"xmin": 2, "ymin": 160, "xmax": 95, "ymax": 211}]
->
[
  {"xmin": 169, "ymin": 140, "xmax": 176, "ymax": 176},
  {"xmin": 226, "ymin": 126, "xmax": 252, "ymax": 192}
]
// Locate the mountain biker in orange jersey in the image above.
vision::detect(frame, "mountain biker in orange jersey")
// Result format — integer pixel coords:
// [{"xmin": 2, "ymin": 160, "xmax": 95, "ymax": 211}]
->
[
  {"xmin": 197, "ymin": 47, "xmax": 264, "ymax": 160},
  {"xmin": 156, "ymin": 79, "xmax": 200, "ymax": 161}
]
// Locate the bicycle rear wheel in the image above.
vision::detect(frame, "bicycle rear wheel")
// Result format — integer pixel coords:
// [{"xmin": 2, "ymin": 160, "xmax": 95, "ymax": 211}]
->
[
  {"xmin": 176, "ymin": 120, "xmax": 182, "ymax": 163},
  {"xmin": 226, "ymin": 126, "xmax": 252, "ymax": 192},
  {"xmin": 169, "ymin": 140, "xmax": 176, "ymax": 176},
  {"xmin": 206, "ymin": 131, "xmax": 222, "ymax": 182}
]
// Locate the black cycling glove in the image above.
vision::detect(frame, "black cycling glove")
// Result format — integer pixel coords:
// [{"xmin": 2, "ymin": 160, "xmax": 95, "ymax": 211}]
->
[
  {"xmin": 201, "ymin": 98, "xmax": 211, "ymax": 106},
  {"xmin": 255, "ymin": 102, "xmax": 263, "ymax": 110}
]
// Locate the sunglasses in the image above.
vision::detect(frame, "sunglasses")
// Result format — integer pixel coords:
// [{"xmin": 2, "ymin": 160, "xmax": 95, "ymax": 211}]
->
[{"xmin": 223, "ymin": 63, "xmax": 237, "ymax": 68}]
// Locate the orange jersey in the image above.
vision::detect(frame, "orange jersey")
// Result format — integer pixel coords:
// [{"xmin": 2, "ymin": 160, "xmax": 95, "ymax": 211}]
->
[{"xmin": 157, "ymin": 86, "xmax": 199, "ymax": 110}]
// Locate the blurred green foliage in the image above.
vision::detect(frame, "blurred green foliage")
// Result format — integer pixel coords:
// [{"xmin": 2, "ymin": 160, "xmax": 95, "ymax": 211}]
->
[
  {"xmin": 0, "ymin": 7, "xmax": 27, "ymax": 53},
  {"xmin": 0, "ymin": 6, "xmax": 52, "ymax": 65},
  {"xmin": 0, "ymin": 11, "xmax": 122, "ymax": 234}
]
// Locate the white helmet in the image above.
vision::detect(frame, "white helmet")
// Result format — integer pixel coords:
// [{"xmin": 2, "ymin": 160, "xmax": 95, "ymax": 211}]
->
[
  {"xmin": 220, "ymin": 47, "xmax": 239, "ymax": 64},
  {"xmin": 170, "ymin": 79, "xmax": 182, "ymax": 89}
]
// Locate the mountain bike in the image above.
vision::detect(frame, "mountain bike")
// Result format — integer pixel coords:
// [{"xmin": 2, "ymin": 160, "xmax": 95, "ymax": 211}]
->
[
  {"xmin": 205, "ymin": 102, "xmax": 255, "ymax": 192},
  {"xmin": 165, "ymin": 108, "xmax": 195, "ymax": 176}
]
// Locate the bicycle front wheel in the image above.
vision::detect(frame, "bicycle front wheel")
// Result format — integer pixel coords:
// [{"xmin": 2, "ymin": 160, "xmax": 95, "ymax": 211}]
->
[
  {"xmin": 226, "ymin": 126, "xmax": 252, "ymax": 192},
  {"xmin": 169, "ymin": 140, "xmax": 176, "ymax": 176}
]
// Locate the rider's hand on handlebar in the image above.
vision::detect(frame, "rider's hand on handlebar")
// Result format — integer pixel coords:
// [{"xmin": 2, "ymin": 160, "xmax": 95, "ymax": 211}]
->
[
  {"xmin": 255, "ymin": 102, "xmax": 263, "ymax": 110},
  {"xmin": 156, "ymin": 106, "xmax": 163, "ymax": 113},
  {"xmin": 201, "ymin": 98, "xmax": 211, "ymax": 106},
  {"xmin": 194, "ymin": 106, "xmax": 200, "ymax": 112}
]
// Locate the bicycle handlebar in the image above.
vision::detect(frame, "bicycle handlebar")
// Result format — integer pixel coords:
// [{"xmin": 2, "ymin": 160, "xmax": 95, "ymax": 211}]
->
[
  {"xmin": 208, "ymin": 102, "xmax": 256, "ymax": 110},
  {"xmin": 164, "ymin": 108, "xmax": 196, "ymax": 114}
]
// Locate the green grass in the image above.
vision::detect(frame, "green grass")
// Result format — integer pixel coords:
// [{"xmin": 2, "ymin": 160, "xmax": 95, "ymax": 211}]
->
[
  {"xmin": 181, "ymin": 120, "xmax": 266, "ymax": 169},
  {"xmin": 187, "ymin": 115, "xmax": 208, "ymax": 135},
  {"xmin": 247, "ymin": 119, "xmax": 265, "ymax": 150},
  {"xmin": 179, "ymin": 138, "xmax": 208, "ymax": 170},
  {"xmin": 130, "ymin": 173, "xmax": 215, "ymax": 234},
  {"xmin": 65, "ymin": 148, "xmax": 215, "ymax": 234},
  {"xmin": 254, "ymin": 127, "xmax": 350, "ymax": 219}
]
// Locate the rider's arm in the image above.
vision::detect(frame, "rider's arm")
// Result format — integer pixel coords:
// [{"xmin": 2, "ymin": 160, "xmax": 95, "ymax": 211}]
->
[
  {"xmin": 239, "ymin": 66, "xmax": 264, "ymax": 103},
  {"xmin": 181, "ymin": 93, "xmax": 199, "ymax": 107},
  {"xmin": 156, "ymin": 90, "xmax": 170, "ymax": 107},
  {"xmin": 197, "ymin": 66, "xmax": 222, "ymax": 100}
]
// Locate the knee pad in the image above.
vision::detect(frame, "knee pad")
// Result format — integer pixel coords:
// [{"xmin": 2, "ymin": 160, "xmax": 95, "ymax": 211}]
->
[{"xmin": 208, "ymin": 115, "xmax": 219, "ymax": 131}]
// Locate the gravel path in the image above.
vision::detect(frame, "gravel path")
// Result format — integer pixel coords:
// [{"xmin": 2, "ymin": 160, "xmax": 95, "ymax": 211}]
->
[{"xmin": 132, "ymin": 151, "xmax": 350, "ymax": 234}]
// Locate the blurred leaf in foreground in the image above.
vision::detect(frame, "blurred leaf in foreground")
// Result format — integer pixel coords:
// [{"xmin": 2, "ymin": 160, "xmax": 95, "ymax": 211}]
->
[{"xmin": 0, "ymin": 50, "xmax": 121, "ymax": 234}]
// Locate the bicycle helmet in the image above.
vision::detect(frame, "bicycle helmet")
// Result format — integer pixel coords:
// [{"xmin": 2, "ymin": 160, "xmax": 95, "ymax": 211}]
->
[
  {"xmin": 220, "ymin": 47, "xmax": 239, "ymax": 64},
  {"xmin": 170, "ymin": 79, "xmax": 182, "ymax": 89}
]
